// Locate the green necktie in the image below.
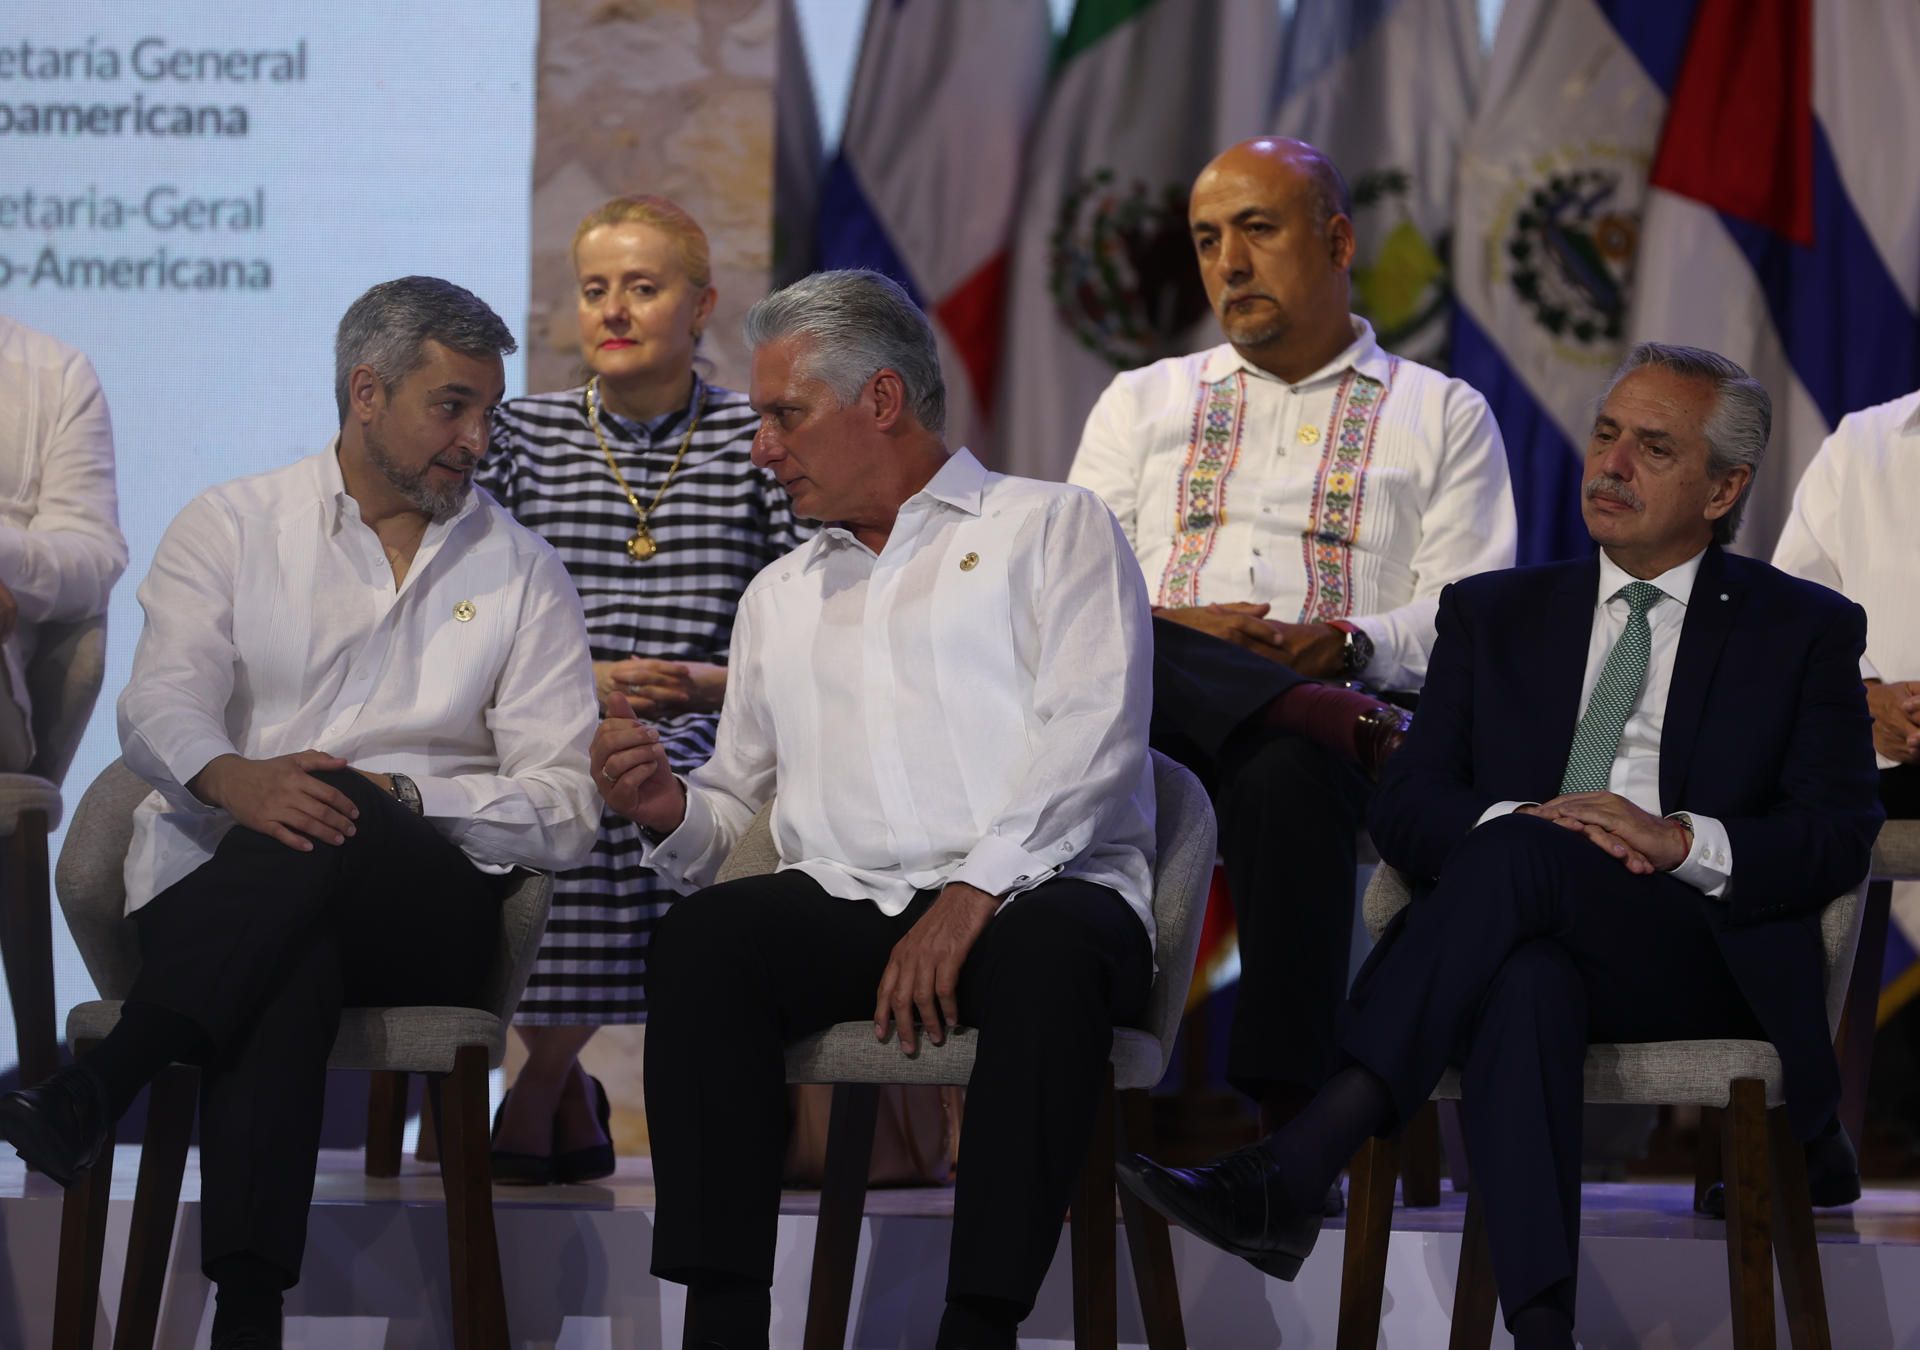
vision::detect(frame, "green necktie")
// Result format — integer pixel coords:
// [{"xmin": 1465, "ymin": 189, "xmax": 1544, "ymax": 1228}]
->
[{"xmin": 1560, "ymin": 581, "xmax": 1666, "ymax": 795}]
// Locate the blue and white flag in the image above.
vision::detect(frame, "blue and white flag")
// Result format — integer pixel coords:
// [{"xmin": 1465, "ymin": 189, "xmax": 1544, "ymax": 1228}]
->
[
  {"xmin": 1450, "ymin": 0, "xmax": 1671, "ymax": 563},
  {"xmin": 1271, "ymin": 0, "xmax": 1482, "ymax": 371}
]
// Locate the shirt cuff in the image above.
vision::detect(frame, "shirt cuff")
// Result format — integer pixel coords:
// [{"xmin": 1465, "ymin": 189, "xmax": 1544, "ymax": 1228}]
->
[
  {"xmin": 636, "ymin": 775, "xmax": 708, "ymax": 886},
  {"xmin": 1666, "ymin": 811, "xmax": 1732, "ymax": 898},
  {"xmin": 413, "ymin": 773, "xmax": 474, "ymax": 824},
  {"xmin": 1476, "ymin": 800, "xmax": 1536, "ymax": 827},
  {"xmin": 157, "ymin": 734, "xmax": 243, "ymax": 814},
  {"xmin": 950, "ymin": 832, "xmax": 1064, "ymax": 901},
  {"xmin": 1862, "ymin": 655, "xmax": 1883, "ymax": 682}
]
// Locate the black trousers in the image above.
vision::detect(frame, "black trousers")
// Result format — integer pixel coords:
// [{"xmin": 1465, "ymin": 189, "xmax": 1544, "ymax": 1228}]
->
[
  {"xmin": 1146, "ymin": 617, "xmax": 1369, "ymax": 1098},
  {"xmin": 1341, "ymin": 813, "xmax": 1768, "ymax": 1320},
  {"xmin": 127, "ymin": 770, "xmax": 504, "ymax": 1282},
  {"xmin": 642, "ymin": 870, "xmax": 1152, "ymax": 1313}
]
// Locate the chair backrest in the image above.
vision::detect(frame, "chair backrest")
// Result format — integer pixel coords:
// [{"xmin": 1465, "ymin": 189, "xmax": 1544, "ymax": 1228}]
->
[
  {"xmin": 55, "ymin": 756, "xmax": 556, "ymax": 1019},
  {"xmin": 1873, "ymin": 820, "xmax": 1920, "ymax": 880},
  {"xmin": 53, "ymin": 757, "xmax": 148, "ymax": 999},
  {"xmin": 25, "ymin": 613, "xmax": 106, "ymax": 786},
  {"xmin": 711, "ymin": 749, "xmax": 1219, "ymax": 1065},
  {"xmin": 484, "ymin": 870, "xmax": 554, "ymax": 1021},
  {"xmin": 1361, "ymin": 863, "xmax": 1867, "ymax": 1038}
]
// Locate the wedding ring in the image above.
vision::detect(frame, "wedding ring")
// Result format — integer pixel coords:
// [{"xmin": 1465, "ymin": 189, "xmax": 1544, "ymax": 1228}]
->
[
  {"xmin": 602, "ymin": 765, "xmax": 618, "ymax": 785},
  {"xmin": 626, "ymin": 682, "xmax": 641, "ymax": 694}
]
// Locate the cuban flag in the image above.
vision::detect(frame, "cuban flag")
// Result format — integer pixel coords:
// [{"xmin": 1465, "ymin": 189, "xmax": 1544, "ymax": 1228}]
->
[
  {"xmin": 1627, "ymin": 0, "xmax": 1920, "ymax": 556},
  {"xmin": 814, "ymin": 0, "xmax": 1052, "ymax": 463}
]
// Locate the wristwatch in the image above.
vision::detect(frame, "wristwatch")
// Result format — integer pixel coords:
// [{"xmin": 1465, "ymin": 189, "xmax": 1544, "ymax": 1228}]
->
[
  {"xmin": 388, "ymin": 772, "xmax": 423, "ymax": 816},
  {"xmin": 1328, "ymin": 620, "xmax": 1374, "ymax": 680}
]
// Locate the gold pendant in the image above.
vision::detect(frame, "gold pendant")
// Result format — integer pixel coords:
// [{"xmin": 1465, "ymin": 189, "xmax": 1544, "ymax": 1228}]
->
[{"xmin": 627, "ymin": 530, "xmax": 658, "ymax": 561}]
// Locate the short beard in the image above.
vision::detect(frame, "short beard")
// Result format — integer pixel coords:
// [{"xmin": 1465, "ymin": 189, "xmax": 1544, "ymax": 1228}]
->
[
  {"xmin": 365, "ymin": 425, "xmax": 469, "ymax": 522},
  {"xmin": 1221, "ymin": 308, "xmax": 1288, "ymax": 351}
]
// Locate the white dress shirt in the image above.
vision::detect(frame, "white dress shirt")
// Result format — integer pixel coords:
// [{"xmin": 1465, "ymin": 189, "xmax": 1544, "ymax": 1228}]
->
[
  {"xmin": 1068, "ymin": 317, "xmax": 1516, "ymax": 691},
  {"xmin": 0, "ymin": 317, "xmax": 129, "ymax": 746},
  {"xmin": 1772, "ymin": 388, "xmax": 1920, "ymax": 767},
  {"xmin": 118, "ymin": 445, "xmax": 601, "ymax": 912},
  {"xmin": 642, "ymin": 449, "xmax": 1160, "ymax": 945},
  {"xmin": 1480, "ymin": 549, "xmax": 1734, "ymax": 897}
]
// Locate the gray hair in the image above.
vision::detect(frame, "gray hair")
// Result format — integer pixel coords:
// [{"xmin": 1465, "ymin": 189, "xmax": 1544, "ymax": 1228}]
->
[
  {"xmin": 1600, "ymin": 341, "xmax": 1771, "ymax": 545},
  {"xmin": 333, "ymin": 276, "xmax": 517, "ymax": 423},
  {"xmin": 743, "ymin": 269, "xmax": 946, "ymax": 436}
]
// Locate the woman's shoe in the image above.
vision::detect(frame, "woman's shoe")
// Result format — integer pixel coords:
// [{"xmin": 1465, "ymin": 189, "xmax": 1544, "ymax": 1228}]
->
[
  {"xmin": 489, "ymin": 1089, "xmax": 555, "ymax": 1185},
  {"xmin": 553, "ymin": 1075, "xmax": 617, "ymax": 1184}
]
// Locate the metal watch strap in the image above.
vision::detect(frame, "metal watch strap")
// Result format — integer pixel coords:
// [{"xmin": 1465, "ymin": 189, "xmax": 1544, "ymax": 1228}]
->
[{"xmin": 388, "ymin": 772, "xmax": 423, "ymax": 816}]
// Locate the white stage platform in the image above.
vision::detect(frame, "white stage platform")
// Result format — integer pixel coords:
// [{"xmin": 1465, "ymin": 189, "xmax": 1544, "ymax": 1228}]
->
[{"xmin": 3, "ymin": 1150, "xmax": 1920, "ymax": 1348}]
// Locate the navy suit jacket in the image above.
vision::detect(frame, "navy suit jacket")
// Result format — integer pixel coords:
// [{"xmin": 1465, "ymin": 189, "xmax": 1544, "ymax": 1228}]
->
[{"xmin": 1368, "ymin": 544, "xmax": 1884, "ymax": 1135}]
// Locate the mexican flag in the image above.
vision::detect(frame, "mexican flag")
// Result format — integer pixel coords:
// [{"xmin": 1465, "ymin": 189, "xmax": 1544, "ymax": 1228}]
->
[{"xmin": 995, "ymin": 0, "xmax": 1278, "ymax": 483}]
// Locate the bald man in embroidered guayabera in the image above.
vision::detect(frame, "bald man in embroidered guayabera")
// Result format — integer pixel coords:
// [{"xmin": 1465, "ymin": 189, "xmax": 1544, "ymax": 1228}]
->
[{"xmin": 1069, "ymin": 137, "xmax": 1516, "ymax": 1161}]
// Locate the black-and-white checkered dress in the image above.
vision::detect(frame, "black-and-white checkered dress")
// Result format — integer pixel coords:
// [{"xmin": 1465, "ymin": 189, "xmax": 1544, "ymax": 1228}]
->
[{"xmin": 481, "ymin": 377, "xmax": 805, "ymax": 1022}]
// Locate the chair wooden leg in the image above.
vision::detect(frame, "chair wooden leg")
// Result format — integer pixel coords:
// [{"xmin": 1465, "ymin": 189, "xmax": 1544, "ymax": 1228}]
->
[
  {"xmin": 1835, "ymin": 878, "xmax": 1892, "ymax": 1151},
  {"xmin": 366, "ymin": 1071, "xmax": 409, "ymax": 1178},
  {"xmin": 1437, "ymin": 1100, "xmax": 1472, "ymax": 1194},
  {"xmin": 1696, "ymin": 1106, "xmax": 1725, "ymax": 1214},
  {"xmin": 1337, "ymin": 1132, "xmax": 1401, "ymax": 1350},
  {"xmin": 434, "ymin": 1045, "xmax": 508, "ymax": 1350},
  {"xmin": 803, "ymin": 1084, "xmax": 880, "ymax": 1350},
  {"xmin": 1768, "ymin": 1106, "xmax": 1831, "ymax": 1350},
  {"xmin": 1071, "ymin": 1069, "xmax": 1119, "ymax": 1350},
  {"xmin": 1722, "ymin": 1079, "xmax": 1777, "ymax": 1349},
  {"xmin": 417, "ymin": 1079, "xmax": 442, "ymax": 1164},
  {"xmin": 113, "ymin": 1065, "xmax": 198, "ymax": 1350},
  {"xmin": 51, "ymin": 1037, "xmax": 114, "ymax": 1350},
  {"xmin": 1116, "ymin": 1089, "xmax": 1186, "ymax": 1350},
  {"xmin": 1448, "ymin": 1185, "xmax": 1499, "ymax": 1350},
  {"xmin": 0, "ymin": 814, "xmax": 58, "ymax": 1086},
  {"xmin": 1402, "ymin": 1099, "xmax": 1443, "ymax": 1207}
]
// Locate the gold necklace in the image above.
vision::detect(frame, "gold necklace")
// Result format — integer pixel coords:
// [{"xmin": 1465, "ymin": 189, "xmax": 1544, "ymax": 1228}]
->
[{"xmin": 585, "ymin": 375, "xmax": 705, "ymax": 561}]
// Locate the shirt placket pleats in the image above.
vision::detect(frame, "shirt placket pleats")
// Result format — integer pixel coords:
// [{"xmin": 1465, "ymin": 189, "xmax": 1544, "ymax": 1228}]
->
[{"xmin": 861, "ymin": 506, "xmax": 936, "ymax": 879}]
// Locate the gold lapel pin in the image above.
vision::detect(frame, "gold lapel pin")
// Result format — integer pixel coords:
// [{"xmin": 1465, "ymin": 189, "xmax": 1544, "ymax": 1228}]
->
[
  {"xmin": 453, "ymin": 600, "xmax": 477, "ymax": 622},
  {"xmin": 1297, "ymin": 424, "xmax": 1321, "ymax": 445},
  {"xmin": 959, "ymin": 552, "xmax": 980, "ymax": 572}
]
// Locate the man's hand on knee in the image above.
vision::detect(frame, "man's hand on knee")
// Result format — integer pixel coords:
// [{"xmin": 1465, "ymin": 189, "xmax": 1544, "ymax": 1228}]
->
[
  {"xmin": 1525, "ymin": 792, "xmax": 1691, "ymax": 875},
  {"xmin": 1153, "ymin": 602, "xmax": 1292, "ymax": 662},
  {"xmin": 874, "ymin": 882, "xmax": 999, "ymax": 1054},
  {"xmin": 188, "ymin": 750, "xmax": 360, "ymax": 852}
]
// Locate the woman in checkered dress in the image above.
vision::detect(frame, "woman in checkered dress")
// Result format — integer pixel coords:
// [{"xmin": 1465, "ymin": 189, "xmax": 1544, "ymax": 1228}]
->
[{"xmin": 477, "ymin": 196, "xmax": 804, "ymax": 1182}]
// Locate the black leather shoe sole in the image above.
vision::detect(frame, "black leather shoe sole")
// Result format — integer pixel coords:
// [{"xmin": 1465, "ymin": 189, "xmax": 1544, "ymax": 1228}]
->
[
  {"xmin": 1115, "ymin": 1156, "xmax": 1321, "ymax": 1280},
  {"xmin": 0, "ymin": 1092, "xmax": 95, "ymax": 1189}
]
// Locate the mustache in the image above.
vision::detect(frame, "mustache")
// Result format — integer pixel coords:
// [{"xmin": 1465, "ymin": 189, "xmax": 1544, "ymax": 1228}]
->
[{"xmin": 1583, "ymin": 475, "xmax": 1642, "ymax": 510}]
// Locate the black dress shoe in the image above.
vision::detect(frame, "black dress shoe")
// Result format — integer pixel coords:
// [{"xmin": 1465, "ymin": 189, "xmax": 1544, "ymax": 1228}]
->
[
  {"xmin": 553, "ymin": 1074, "xmax": 617, "ymax": 1184},
  {"xmin": 488, "ymin": 1089, "xmax": 554, "ymax": 1186},
  {"xmin": 0, "ymin": 1065, "xmax": 111, "ymax": 1188},
  {"xmin": 1697, "ymin": 1123, "xmax": 1861, "ymax": 1218},
  {"xmin": 1115, "ymin": 1145, "xmax": 1323, "ymax": 1280}
]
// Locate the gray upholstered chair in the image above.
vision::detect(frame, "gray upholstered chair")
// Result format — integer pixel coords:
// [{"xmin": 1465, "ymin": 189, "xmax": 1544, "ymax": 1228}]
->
[
  {"xmin": 47, "ymin": 757, "xmax": 552, "ymax": 1350},
  {"xmin": 1830, "ymin": 821, "xmax": 1920, "ymax": 1147},
  {"xmin": 0, "ymin": 613, "xmax": 107, "ymax": 1087},
  {"xmin": 712, "ymin": 749, "xmax": 1216, "ymax": 1350},
  {"xmin": 1337, "ymin": 863, "xmax": 1865, "ymax": 1350}
]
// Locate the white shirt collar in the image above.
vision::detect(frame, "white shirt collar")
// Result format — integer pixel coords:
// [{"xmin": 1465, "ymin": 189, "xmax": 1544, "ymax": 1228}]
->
[
  {"xmin": 805, "ymin": 447, "xmax": 989, "ymax": 565},
  {"xmin": 1198, "ymin": 315, "xmax": 1392, "ymax": 388},
  {"xmin": 320, "ymin": 436, "xmax": 484, "ymax": 535},
  {"xmin": 1596, "ymin": 546, "xmax": 1707, "ymax": 610}
]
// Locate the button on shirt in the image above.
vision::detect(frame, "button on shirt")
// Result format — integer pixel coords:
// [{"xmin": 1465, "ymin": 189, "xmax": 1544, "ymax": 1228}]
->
[
  {"xmin": 1772, "ymin": 389, "xmax": 1920, "ymax": 768},
  {"xmin": 118, "ymin": 445, "xmax": 601, "ymax": 912},
  {"xmin": 1480, "ymin": 549, "xmax": 1735, "ymax": 896},
  {"xmin": 641, "ymin": 449, "xmax": 1159, "ymax": 946},
  {"xmin": 1068, "ymin": 318, "xmax": 1515, "ymax": 691}
]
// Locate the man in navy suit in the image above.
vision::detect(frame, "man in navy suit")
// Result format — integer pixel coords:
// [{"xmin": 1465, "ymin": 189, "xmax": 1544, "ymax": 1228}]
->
[{"xmin": 1117, "ymin": 343, "xmax": 1883, "ymax": 1350}]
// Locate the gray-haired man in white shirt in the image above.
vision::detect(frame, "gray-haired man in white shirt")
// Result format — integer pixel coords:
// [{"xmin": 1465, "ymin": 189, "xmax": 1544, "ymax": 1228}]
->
[
  {"xmin": 593, "ymin": 269, "xmax": 1157, "ymax": 1350},
  {"xmin": 0, "ymin": 276, "xmax": 598, "ymax": 1349}
]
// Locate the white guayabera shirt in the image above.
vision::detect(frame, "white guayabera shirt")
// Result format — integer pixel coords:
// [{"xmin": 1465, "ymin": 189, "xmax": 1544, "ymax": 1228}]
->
[
  {"xmin": 118, "ymin": 443, "xmax": 600, "ymax": 913},
  {"xmin": 642, "ymin": 449, "xmax": 1160, "ymax": 949}
]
